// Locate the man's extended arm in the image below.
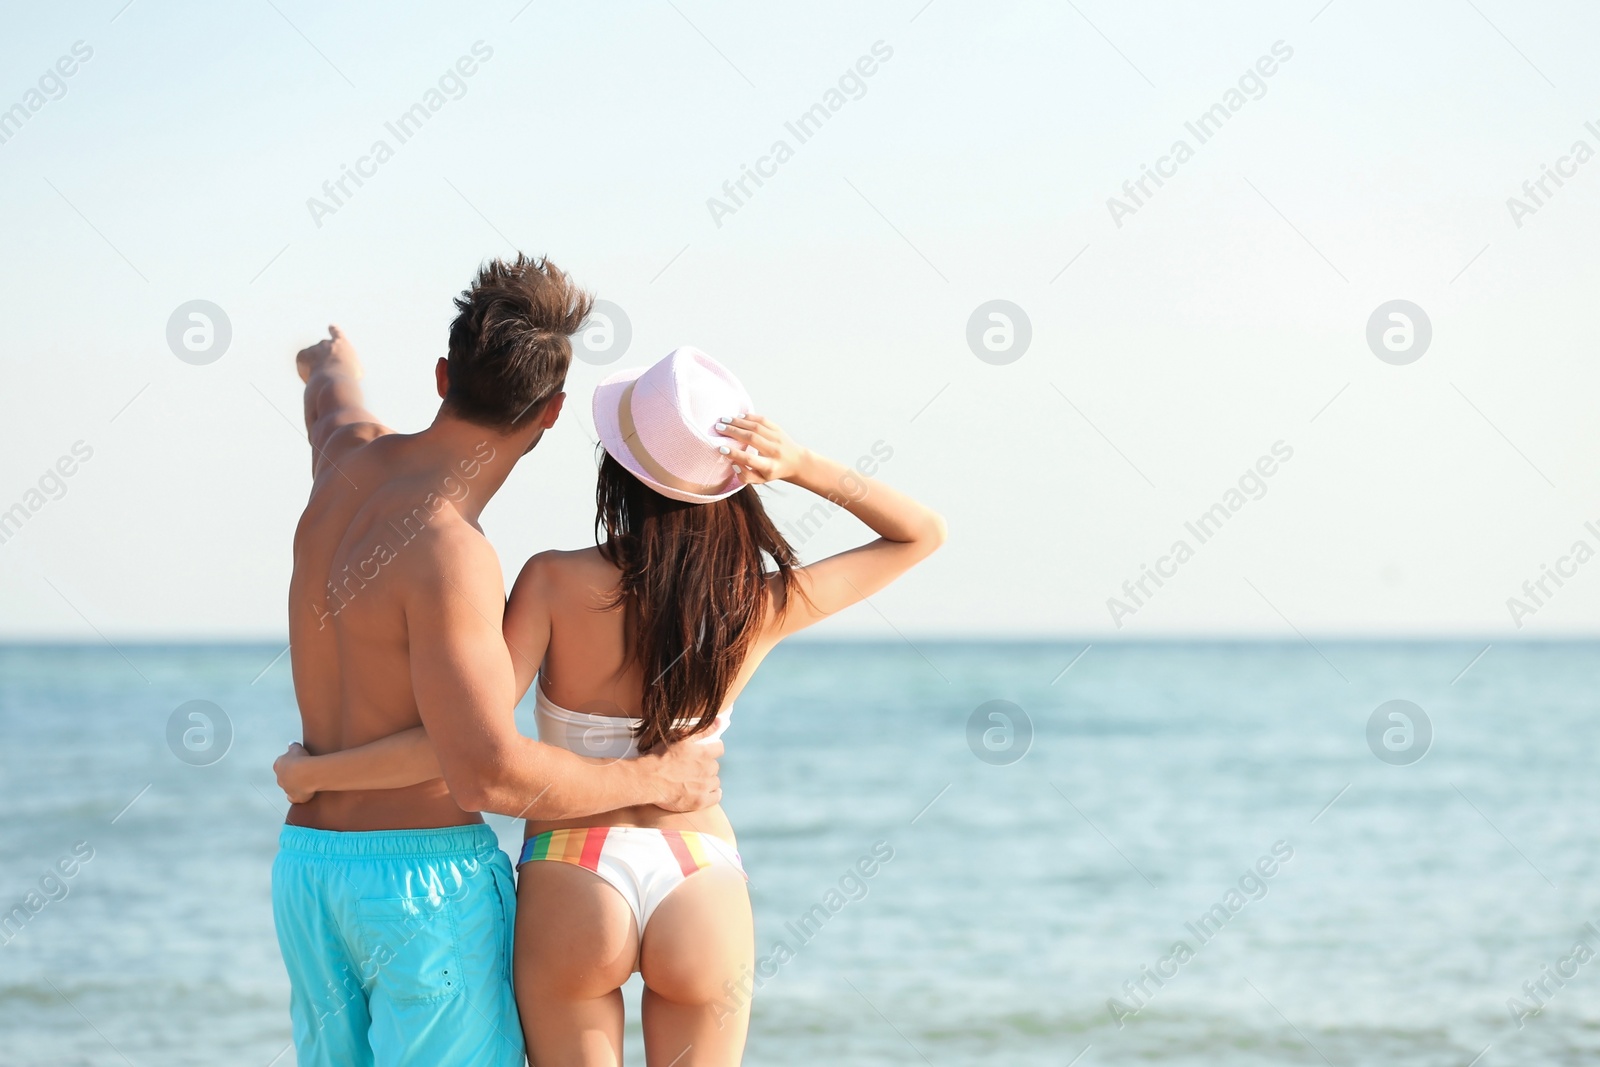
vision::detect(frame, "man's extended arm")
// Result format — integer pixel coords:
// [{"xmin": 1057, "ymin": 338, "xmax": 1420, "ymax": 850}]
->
[
  {"xmin": 403, "ymin": 523, "xmax": 721, "ymax": 820},
  {"xmin": 297, "ymin": 325, "xmax": 389, "ymax": 480}
]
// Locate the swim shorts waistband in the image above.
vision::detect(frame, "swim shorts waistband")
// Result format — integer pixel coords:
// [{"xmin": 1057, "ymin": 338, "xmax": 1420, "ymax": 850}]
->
[{"xmin": 277, "ymin": 823, "xmax": 500, "ymax": 859}]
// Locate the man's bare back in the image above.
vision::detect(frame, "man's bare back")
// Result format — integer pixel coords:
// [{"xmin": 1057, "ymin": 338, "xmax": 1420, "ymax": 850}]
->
[
  {"xmin": 283, "ymin": 324, "xmax": 723, "ymax": 831},
  {"xmin": 288, "ymin": 418, "xmax": 490, "ymax": 828}
]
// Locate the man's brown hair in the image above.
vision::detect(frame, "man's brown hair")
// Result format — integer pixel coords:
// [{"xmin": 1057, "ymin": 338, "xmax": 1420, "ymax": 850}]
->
[{"xmin": 445, "ymin": 254, "xmax": 594, "ymax": 430}]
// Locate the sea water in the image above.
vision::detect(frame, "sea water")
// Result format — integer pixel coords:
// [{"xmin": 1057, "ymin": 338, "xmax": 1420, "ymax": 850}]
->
[{"xmin": 2, "ymin": 639, "xmax": 1597, "ymax": 1065}]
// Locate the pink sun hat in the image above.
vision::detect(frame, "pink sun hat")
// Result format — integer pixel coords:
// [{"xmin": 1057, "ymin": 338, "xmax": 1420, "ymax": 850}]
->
[{"xmin": 592, "ymin": 346, "xmax": 753, "ymax": 504}]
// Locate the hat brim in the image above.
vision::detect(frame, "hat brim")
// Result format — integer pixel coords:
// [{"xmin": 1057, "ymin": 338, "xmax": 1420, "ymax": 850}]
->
[{"xmin": 592, "ymin": 366, "xmax": 745, "ymax": 504}]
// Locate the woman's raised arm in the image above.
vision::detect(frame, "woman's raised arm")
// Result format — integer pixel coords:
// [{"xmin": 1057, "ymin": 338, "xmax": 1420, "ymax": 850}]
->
[{"xmin": 718, "ymin": 413, "xmax": 946, "ymax": 640}]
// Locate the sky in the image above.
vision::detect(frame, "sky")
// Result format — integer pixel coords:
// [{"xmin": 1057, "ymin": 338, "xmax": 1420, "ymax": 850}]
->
[{"xmin": 2, "ymin": 0, "xmax": 1598, "ymax": 639}]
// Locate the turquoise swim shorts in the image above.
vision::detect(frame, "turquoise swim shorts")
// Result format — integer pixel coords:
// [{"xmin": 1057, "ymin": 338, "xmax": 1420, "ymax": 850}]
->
[{"xmin": 271, "ymin": 824, "xmax": 524, "ymax": 1067}]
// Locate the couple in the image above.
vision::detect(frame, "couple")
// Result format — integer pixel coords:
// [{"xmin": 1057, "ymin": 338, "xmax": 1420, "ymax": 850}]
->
[{"xmin": 270, "ymin": 255, "xmax": 944, "ymax": 1066}]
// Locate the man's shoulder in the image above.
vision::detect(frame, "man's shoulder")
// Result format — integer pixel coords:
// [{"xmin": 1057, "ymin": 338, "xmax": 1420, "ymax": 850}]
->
[
  {"xmin": 298, "ymin": 432, "xmax": 400, "ymax": 520},
  {"xmin": 324, "ymin": 420, "xmax": 393, "ymax": 452},
  {"xmin": 394, "ymin": 515, "xmax": 504, "ymax": 622},
  {"xmin": 392, "ymin": 503, "xmax": 493, "ymax": 570},
  {"xmin": 309, "ymin": 425, "xmax": 396, "ymax": 489},
  {"xmin": 300, "ymin": 463, "xmax": 490, "ymax": 572}
]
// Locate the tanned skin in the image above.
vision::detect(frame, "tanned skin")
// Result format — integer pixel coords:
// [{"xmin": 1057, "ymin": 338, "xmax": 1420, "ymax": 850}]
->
[
  {"xmin": 283, "ymin": 325, "xmax": 721, "ymax": 831},
  {"xmin": 277, "ymin": 408, "xmax": 948, "ymax": 1064}
]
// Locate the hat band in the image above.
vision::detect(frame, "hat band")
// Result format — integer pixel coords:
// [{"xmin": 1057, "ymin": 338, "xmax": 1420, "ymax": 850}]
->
[{"xmin": 615, "ymin": 380, "xmax": 728, "ymax": 497}]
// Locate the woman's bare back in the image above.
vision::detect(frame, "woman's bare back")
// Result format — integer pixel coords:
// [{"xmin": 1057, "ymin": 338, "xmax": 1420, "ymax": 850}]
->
[{"xmin": 515, "ymin": 546, "xmax": 777, "ymax": 843}]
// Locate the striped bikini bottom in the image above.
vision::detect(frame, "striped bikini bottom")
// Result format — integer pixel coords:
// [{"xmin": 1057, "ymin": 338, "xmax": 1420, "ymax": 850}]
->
[{"xmin": 518, "ymin": 826, "xmax": 746, "ymax": 936}]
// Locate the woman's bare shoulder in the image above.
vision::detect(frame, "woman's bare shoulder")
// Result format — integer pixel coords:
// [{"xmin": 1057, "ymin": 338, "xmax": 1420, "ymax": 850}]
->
[
  {"xmin": 513, "ymin": 546, "xmax": 618, "ymax": 599},
  {"xmin": 519, "ymin": 545, "xmax": 608, "ymax": 574}
]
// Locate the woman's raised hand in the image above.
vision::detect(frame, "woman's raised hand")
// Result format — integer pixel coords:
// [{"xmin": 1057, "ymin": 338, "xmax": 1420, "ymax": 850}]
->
[{"xmin": 715, "ymin": 413, "xmax": 808, "ymax": 485}]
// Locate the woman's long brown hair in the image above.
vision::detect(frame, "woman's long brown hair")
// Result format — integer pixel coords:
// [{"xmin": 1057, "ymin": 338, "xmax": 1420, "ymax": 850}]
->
[{"xmin": 596, "ymin": 452, "xmax": 801, "ymax": 753}]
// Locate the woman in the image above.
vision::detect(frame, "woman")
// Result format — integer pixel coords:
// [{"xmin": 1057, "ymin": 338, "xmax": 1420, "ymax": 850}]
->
[{"xmin": 276, "ymin": 346, "xmax": 945, "ymax": 1065}]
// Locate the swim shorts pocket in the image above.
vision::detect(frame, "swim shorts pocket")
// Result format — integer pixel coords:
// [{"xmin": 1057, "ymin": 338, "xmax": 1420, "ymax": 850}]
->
[
  {"xmin": 488, "ymin": 856, "xmax": 516, "ymax": 983},
  {"xmin": 355, "ymin": 895, "xmax": 464, "ymax": 1004}
]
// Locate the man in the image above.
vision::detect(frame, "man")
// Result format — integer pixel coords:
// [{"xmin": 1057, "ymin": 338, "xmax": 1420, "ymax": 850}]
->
[{"xmin": 272, "ymin": 255, "xmax": 721, "ymax": 1066}]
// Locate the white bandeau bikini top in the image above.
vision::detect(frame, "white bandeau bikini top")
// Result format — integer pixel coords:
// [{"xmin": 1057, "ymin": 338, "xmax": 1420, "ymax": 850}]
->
[{"xmin": 533, "ymin": 680, "xmax": 730, "ymax": 760}]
